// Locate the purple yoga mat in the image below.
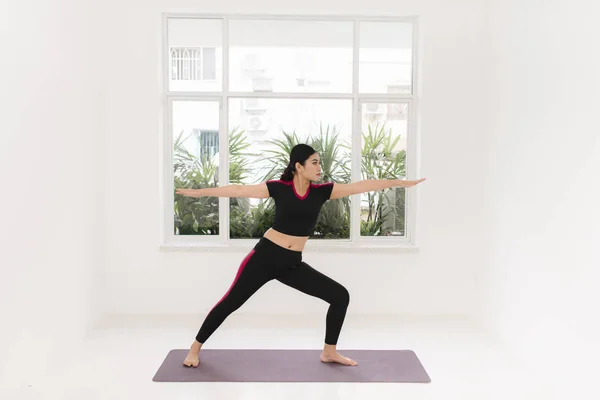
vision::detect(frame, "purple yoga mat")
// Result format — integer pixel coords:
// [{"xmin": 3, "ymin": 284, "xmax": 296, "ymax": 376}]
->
[{"xmin": 152, "ymin": 349, "xmax": 431, "ymax": 383}]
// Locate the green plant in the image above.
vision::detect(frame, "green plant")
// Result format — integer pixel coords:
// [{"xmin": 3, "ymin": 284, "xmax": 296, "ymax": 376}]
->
[
  {"xmin": 230, "ymin": 199, "xmax": 276, "ymax": 238},
  {"xmin": 348, "ymin": 122, "xmax": 406, "ymax": 236},
  {"xmin": 228, "ymin": 127, "xmax": 254, "ymax": 216},
  {"xmin": 228, "ymin": 127, "xmax": 253, "ymax": 185},
  {"xmin": 174, "ymin": 127, "xmax": 254, "ymax": 235},
  {"xmin": 173, "ymin": 131, "xmax": 219, "ymax": 235},
  {"xmin": 309, "ymin": 124, "xmax": 351, "ymax": 239}
]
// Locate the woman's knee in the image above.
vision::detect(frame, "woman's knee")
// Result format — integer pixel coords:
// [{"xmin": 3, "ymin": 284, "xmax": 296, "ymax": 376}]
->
[{"xmin": 334, "ymin": 284, "xmax": 350, "ymax": 307}]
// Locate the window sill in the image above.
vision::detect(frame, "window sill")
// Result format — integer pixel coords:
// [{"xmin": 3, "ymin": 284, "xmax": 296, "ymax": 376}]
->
[{"xmin": 160, "ymin": 241, "xmax": 420, "ymax": 253}]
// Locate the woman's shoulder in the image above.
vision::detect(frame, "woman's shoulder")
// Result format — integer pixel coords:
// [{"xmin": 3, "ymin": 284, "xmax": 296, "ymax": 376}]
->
[
  {"xmin": 310, "ymin": 181, "xmax": 334, "ymax": 188},
  {"xmin": 267, "ymin": 179, "xmax": 292, "ymax": 186},
  {"xmin": 310, "ymin": 181, "xmax": 335, "ymax": 198}
]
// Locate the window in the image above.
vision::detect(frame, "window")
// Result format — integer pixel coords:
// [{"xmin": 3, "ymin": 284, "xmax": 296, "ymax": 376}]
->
[{"xmin": 163, "ymin": 15, "xmax": 419, "ymax": 247}]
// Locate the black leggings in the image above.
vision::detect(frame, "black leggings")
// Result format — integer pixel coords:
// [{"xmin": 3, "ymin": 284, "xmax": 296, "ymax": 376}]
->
[{"xmin": 195, "ymin": 237, "xmax": 350, "ymax": 345}]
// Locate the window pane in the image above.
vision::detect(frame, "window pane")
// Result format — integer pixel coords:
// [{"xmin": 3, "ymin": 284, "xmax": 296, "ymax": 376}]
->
[
  {"xmin": 359, "ymin": 22, "xmax": 413, "ymax": 94},
  {"xmin": 202, "ymin": 48, "xmax": 216, "ymax": 80},
  {"xmin": 167, "ymin": 18, "xmax": 222, "ymax": 91},
  {"xmin": 229, "ymin": 20, "xmax": 353, "ymax": 93},
  {"xmin": 173, "ymin": 101, "xmax": 220, "ymax": 235},
  {"xmin": 360, "ymin": 102, "xmax": 409, "ymax": 236},
  {"xmin": 228, "ymin": 98, "xmax": 353, "ymax": 239}
]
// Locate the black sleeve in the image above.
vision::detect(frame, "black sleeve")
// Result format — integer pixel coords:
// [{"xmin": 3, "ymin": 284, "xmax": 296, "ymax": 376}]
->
[
  {"xmin": 266, "ymin": 180, "xmax": 281, "ymax": 199},
  {"xmin": 321, "ymin": 182, "xmax": 334, "ymax": 201}
]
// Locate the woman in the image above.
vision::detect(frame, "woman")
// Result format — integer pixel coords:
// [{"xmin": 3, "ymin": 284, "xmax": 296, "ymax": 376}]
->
[{"xmin": 176, "ymin": 144, "xmax": 426, "ymax": 368}]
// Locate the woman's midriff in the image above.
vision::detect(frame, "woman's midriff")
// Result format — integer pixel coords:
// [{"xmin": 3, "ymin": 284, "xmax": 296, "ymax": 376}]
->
[{"xmin": 263, "ymin": 228, "xmax": 309, "ymax": 252}]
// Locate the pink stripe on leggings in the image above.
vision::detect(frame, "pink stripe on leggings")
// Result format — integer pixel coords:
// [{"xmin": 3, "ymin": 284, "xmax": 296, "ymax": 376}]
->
[{"xmin": 209, "ymin": 249, "xmax": 255, "ymax": 312}]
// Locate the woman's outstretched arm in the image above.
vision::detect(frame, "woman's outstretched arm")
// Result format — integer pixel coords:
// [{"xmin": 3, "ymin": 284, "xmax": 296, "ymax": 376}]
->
[
  {"xmin": 330, "ymin": 178, "xmax": 426, "ymax": 200},
  {"xmin": 176, "ymin": 183, "xmax": 269, "ymax": 199}
]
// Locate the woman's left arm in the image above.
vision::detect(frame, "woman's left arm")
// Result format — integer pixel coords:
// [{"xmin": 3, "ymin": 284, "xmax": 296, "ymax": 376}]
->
[{"xmin": 330, "ymin": 178, "xmax": 426, "ymax": 200}]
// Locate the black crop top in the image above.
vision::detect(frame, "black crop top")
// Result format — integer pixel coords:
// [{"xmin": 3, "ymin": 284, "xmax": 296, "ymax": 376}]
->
[{"xmin": 266, "ymin": 179, "xmax": 335, "ymax": 236}]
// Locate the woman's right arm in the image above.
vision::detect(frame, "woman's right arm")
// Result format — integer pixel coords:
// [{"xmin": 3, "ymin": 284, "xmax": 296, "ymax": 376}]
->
[{"xmin": 176, "ymin": 183, "xmax": 269, "ymax": 199}]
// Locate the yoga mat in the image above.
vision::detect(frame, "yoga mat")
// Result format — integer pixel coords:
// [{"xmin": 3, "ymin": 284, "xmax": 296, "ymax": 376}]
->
[{"xmin": 152, "ymin": 349, "xmax": 431, "ymax": 383}]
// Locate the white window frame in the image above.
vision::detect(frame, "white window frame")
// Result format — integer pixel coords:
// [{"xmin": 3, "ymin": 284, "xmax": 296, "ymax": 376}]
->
[{"xmin": 160, "ymin": 14, "xmax": 421, "ymax": 252}]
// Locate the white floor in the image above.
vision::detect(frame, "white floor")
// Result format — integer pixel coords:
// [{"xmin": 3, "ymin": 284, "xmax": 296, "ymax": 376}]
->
[{"xmin": 3, "ymin": 314, "xmax": 555, "ymax": 399}]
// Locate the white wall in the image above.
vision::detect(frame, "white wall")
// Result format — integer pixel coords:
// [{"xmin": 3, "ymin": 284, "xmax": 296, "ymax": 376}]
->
[
  {"xmin": 101, "ymin": 0, "xmax": 488, "ymax": 319},
  {"xmin": 0, "ymin": 0, "xmax": 103, "ymax": 386},
  {"xmin": 479, "ymin": 0, "xmax": 600, "ymax": 394}
]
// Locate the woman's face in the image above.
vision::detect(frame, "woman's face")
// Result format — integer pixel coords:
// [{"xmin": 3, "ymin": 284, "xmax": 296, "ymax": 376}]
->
[{"xmin": 296, "ymin": 153, "xmax": 322, "ymax": 182}]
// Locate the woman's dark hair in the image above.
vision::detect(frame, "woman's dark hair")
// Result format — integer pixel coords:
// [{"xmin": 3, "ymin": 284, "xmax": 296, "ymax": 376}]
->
[{"xmin": 280, "ymin": 144, "xmax": 317, "ymax": 181}]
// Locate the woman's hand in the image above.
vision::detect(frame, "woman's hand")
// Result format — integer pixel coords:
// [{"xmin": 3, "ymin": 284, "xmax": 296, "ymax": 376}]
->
[
  {"xmin": 402, "ymin": 178, "xmax": 427, "ymax": 187},
  {"xmin": 175, "ymin": 188, "xmax": 201, "ymax": 198}
]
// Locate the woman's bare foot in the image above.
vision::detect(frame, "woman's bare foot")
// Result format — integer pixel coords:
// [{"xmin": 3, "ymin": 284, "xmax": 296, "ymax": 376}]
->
[
  {"xmin": 183, "ymin": 352, "xmax": 199, "ymax": 368},
  {"xmin": 320, "ymin": 344, "xmax": 358, "ymax": 366},
  {"xmin": 183, "ymin": 340, "xmax": 202, "ymax": 368},
  {"xmin": 321, "ymin": 344, "xmax": 358, "ymax": 366},
  {"xmin": 320, "ymin": 351, "xmax": 358, "ymax": 366}
]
